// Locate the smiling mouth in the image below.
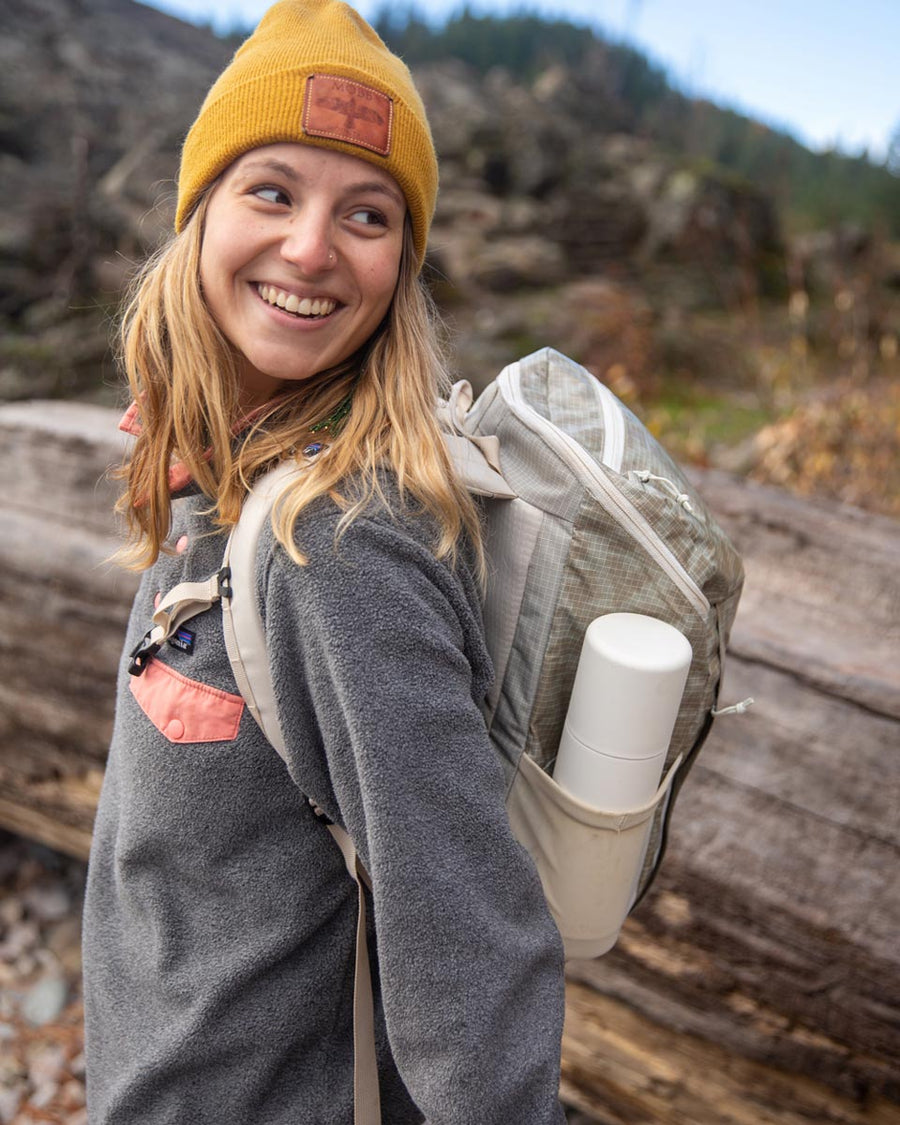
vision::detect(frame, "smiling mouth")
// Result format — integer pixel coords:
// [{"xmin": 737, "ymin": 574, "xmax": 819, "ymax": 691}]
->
[{"xmin": 256, "ymin": 284, "xmax": 338, "ymax": 318}]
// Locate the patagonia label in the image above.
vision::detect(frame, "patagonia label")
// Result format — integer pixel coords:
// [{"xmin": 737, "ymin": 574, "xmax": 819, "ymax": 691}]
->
[
  {"xmin": 168, "ymin": 627, "xmax": 196, "ymax": 655},
  {"xmin": 303, "ymin": 74, "xmax": 393, "ymax": 157}
]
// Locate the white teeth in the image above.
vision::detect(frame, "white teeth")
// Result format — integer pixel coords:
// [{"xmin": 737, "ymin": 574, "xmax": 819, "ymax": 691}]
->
[{"xmin": 257, "ymin": 285, "xmax": 336, "ymax": 317}]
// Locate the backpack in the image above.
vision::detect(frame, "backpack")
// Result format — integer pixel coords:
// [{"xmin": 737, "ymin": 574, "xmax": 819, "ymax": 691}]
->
[
  {"xmin": 438, "ymin": 347, "xmax": 746, "ymax": 953},
  {"xmin": 131, "ymin": 347, "xmax": 746, "ymax": 1125}
]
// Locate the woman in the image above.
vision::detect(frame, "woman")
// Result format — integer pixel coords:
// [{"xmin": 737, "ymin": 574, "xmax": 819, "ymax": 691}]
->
[{"xmin": 82, "ymin": 2, "xmax": 566, "ymax": 1122}]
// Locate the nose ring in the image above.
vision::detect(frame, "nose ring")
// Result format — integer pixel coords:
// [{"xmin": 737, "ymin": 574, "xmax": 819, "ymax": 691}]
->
[{"xmin": 327, "ymin": 249, "xmax": 336, "ymax": 266}]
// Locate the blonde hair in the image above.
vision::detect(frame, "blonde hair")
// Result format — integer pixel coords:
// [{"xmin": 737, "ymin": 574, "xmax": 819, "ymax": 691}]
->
[{"xmin": 116, "ymin": 197, "xmax": 483, "ymax": 577}]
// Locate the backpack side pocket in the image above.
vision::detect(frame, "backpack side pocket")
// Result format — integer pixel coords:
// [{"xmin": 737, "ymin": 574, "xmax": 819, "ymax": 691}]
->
[{"xmin": 506, "ymin": 751, "xmax": 681, "ymax": 959}]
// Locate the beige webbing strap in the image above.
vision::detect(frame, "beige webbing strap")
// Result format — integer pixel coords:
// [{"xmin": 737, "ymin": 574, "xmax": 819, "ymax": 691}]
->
[
  {"xmin": 328, "ymin": 824, "xmax": 381, "ymax": 1125},
  {"xmin": 151, "ymin": 574, "xmax": 223, "ymax": 632},
  {"xmin": 128, "ymin": 573, "xmax": 225, "ymax": 675},
  {"xmin": 220, "ymin": 460, "xmax": 303, "ymax": 765}
]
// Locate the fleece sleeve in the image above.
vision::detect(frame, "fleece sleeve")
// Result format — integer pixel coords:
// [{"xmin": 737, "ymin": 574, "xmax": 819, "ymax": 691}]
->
[{"xmin": 262, "ymin": 508, "xmax": 567, "ymax": 1125}]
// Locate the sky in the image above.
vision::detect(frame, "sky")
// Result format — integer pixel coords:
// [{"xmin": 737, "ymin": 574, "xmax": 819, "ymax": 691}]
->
[{"xmin": 143, "ymin": 0, "xmax": 898, "ymax": 162}]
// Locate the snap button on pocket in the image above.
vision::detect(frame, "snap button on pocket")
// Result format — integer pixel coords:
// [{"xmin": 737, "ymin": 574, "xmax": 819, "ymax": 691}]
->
[{"xmin": 165, "ymin": 718, "xmax": 185, "ymax": 740}]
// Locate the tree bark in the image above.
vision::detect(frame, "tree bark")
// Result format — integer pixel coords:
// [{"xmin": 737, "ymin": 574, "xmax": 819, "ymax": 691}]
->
[{"xmin": 0, "ymin": 401, "xmax": 137, "ymax": 857}]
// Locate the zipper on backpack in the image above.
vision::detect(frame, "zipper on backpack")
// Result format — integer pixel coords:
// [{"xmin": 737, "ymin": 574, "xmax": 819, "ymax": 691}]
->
[
  {"xmin": 590, "ymin": 373, "xmax": 626, "ymax": 471},
  {"xmin": 501, "ymin": 362, "xmax": 710, "ymax": 618}
]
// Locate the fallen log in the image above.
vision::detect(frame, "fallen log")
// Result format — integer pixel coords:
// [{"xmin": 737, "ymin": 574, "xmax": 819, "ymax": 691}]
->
[
  {"xmin": 0, "ymin": 402, "xmax": 897, "ymax": 1122},
  {"xmin": 0, "ymin": 401, "xmax": 137, "ymax": 857},
  {"xmin": 562, "ymin": 978, "xmax": 900, "ymax": 1125}
]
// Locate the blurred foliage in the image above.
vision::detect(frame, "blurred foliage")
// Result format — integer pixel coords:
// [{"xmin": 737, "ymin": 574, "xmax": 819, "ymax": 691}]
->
[
  {"xmin": 374, "ymin": 4, "xmax": 606, "ymax": 77},
  {"xmin": 612, "ymin": 298, "xmax": 900, "ymax": 518},
  {"xmin": 372, "ymin": 5, "xmax": 900, "ymax": 238},
  {"xmin": 749, "ymin": 374, "xmax": 900, "ymax": 516}
]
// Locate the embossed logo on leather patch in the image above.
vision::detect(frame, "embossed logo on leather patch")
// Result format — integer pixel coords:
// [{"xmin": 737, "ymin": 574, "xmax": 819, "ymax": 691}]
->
[{"xmin": 303, "ymin": 74, "xmax": 393, "ymax": 157}]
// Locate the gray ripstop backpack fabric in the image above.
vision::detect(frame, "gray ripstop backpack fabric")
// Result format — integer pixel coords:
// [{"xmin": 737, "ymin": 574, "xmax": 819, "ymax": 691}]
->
[{"xmin": 441, "ymin": 347, "xmax": 745, "ymax": 943}]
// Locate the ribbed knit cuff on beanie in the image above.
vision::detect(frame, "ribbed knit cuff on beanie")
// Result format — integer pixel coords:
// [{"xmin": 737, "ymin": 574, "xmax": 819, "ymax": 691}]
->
[{"xmin": 176, "ymin": 0, "xmax": 437, "ymax": 267}]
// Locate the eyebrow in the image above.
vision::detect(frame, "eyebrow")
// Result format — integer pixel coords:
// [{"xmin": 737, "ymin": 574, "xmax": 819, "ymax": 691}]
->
[
  {"xmin": 233, "ymin": 159, "xmax": 406, "ymax": 209},
  {"xmin": 236, "ymin": 159, "xmax": 300, "ymax": 182},
  {"xmin": 347, "ymin": 179, "xmax": 406, "ymax": 209}
]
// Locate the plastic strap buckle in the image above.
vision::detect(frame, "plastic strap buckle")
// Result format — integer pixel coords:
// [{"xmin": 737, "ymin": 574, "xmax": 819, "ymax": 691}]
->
[
  {"xmin": 217, "ymin": 566, "xmax": 233, "ymax": 601},
  {"xmin": 128, "ymin": 631, "xmax": 161, "ymax": 677}
]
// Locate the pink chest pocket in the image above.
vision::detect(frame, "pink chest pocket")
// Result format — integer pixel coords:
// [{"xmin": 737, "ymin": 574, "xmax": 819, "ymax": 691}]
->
[{"xmin": 130, "ymin": 658, "xmax": 245, "ymax": 743}]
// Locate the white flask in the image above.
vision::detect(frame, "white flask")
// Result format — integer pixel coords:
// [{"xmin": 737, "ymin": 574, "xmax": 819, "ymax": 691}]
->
[{"xmin": 552, "ymin": 613, "xmax": 692, "ymax": 811}]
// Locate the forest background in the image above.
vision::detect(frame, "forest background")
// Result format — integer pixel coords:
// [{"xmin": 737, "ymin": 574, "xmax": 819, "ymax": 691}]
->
[{"xmin": 2, "ymin": 0, "xmax": 898, "ymax": 516}]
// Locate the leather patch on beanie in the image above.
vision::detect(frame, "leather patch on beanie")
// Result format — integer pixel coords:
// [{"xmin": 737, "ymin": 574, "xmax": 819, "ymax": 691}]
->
[{"xmin": 303, "ymin": 74, "xmax": 393, "ymax": 156}]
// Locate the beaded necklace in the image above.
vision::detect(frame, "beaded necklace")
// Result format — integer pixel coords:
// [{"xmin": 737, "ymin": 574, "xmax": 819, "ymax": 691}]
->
[{"xmin": 302, "ymin": 390, "xmax": 353, "ymax": 458}]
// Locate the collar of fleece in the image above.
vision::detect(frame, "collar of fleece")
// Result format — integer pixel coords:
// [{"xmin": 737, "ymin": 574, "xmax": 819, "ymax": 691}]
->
[{"xmin": 119, "ymin": 401, "xmax": 275, "ymax": 495}]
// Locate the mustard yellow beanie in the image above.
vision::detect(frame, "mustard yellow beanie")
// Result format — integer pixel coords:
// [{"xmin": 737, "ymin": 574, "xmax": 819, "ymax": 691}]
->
[{"xmin": 176, "ymin": 0, "xmax": 438, "ymax": 267}]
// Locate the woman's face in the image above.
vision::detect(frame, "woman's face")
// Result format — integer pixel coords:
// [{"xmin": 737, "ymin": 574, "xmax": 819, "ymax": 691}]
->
[{"xmin": 200, "ymin": 142, "xmax": 407, "ymax": 408}]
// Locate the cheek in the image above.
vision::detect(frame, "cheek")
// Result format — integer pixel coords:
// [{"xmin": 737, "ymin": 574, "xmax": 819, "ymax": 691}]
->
[
  {"xmin": 369, "ymin": 256, "xmax": 402, "ymax": 317},
  {"xmin": 375, "ymin": 275, "xmax": 399, "ymax": 317},
  {"xmin": 199, "ymin": 238, "xmax": 233, "ymax": 323},
  {"xmin": 198, "ymin": 244, "xmax": 217, "ymax": 308}
]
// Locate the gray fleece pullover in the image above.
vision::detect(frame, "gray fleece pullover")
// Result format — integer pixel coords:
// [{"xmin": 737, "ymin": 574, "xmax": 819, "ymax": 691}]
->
[{"xmin": 83, "ymin": 479, "xmax": 566, "ymax": 1124}]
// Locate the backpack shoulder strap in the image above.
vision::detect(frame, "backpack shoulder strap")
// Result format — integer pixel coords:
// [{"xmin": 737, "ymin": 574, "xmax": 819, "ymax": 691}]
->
[
  {"xmin": 220, "ymin": 459, "xmax": 300, "ymax": 763},
  {"xmin": 439, "ymin": 381, "xmax": 517, "ymax": 499},
  {"xmin": 221, "ymin": 457, "xmax": 384, "ymax": 1125}
]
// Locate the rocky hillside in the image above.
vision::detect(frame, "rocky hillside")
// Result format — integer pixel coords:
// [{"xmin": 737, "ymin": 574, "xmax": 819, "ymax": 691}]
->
[
  {"xmin": 1, "ymin": 0, "xmax": 782, "ymax": 401},
  {"xmin": 0, "ymin": 0, "xmax": 229, "ymax": 399},
  {"xmin": 3, "ymin": 0, "xmax": 898, "ymax": 515}
]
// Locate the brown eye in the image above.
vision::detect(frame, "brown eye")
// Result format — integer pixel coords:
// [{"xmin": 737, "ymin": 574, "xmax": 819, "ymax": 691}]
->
[
  {"xmin": 253, "ymin": 186, "xmax": 290, "ymax": 205},
  {"xmin": 349, "ymin": 208, "xmax": 386, "ymax": 226}
]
